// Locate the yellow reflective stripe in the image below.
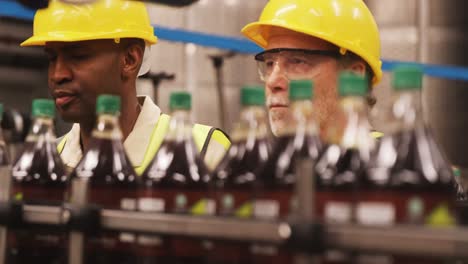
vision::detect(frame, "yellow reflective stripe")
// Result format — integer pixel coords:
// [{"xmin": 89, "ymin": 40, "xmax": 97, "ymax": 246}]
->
[
  {"xmin": 60, "ymin": 114, "xmax": 227, "ymax": 176},
  {"xmin": 211, "ymin": 129, "xmax": 231, "ymax": 150},
  {"xmin": 134, "ymin": 114, "xmax": 171, "ymax": 175},
  {"xmin": 370, "ymin": 131, "xmax": 384, "ymax": 139},
  {"xmin": 135, "ymin": 114, "xmax": 217, "ymax": 175},
  {"xmin": 192, "ymin": 123, "xmax": 211, "ymax": 153},
  {"xmin": 57, "ymin": 134, "xmax": 68, "ymax": 154}
]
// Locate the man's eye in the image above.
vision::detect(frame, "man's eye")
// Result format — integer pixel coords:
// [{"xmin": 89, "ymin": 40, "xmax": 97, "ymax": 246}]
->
[
  {"xmin": 265, "ymin": 59, "xmax": 275, "ymax": 68},
  {"xmin": 47, "ymin": 54, "xmax": 57, "ymax": 62},
  {"xmin": 71, "ymin": 54, "xmax": 89, "ymax": 60},
  {"xmin": 288, "ymin": 57, "xmax": 307, "ymax": 65}
]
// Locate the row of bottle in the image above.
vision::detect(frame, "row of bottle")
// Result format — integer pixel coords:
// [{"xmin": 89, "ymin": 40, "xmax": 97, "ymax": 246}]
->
[
  {"xmin": 210, "ymin": 66, "xmax": 458, "ymax": 264},
  {"xmin": 0, "ymin": 65, "xmax": 459, "ymax": 264}
]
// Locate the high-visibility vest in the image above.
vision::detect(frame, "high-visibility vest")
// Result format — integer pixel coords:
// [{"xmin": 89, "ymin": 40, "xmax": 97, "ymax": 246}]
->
[
  {"xmin": 370, "ymin": 131, "xmax": 384, "ymax": 139},
  {"xmin": 57, "ymin": 114, "xmax": 231, "ymax": 175}
]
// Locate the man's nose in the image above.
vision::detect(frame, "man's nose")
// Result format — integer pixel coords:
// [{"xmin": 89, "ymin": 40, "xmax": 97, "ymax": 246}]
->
[
  {"xmin": 49, "ymin": 56, "xmax": 72, "ymax": 85},
  {"xmin": 265, "ymin": 62, "xmax": 288, "ymax": 93}
]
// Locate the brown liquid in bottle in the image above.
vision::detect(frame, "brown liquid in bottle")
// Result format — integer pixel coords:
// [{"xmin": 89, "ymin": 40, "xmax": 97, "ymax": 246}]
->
[
  {"xmin": 361, "ymin": 128, "xmax": 455, "ymax": 226},
  {"xmin": 314, "ymin": 145, "xmax": 370, "ymax": 264},
  {"xmin": 216, "ymin": 138, "xmax": 269, "ymax": 216},
  {"xmin": 139, "ymin": 139, "xmax": 211, "ymax": 264},
  {"xmin": 251, "ymin": 134, "xmax": 322, "ymax": 264},
  {"xmin": 389, "ymin": 128, "xmax": 455, "ymax": 224},
  {"xmin": 70, "ymin": 138, "xmax": 138, "ymax": 264},
  {"xmin": 207, "ymin": 138, "xmax": 270, "ymax": 264},
  {"xmin": 315, "ymin": 145, "xmax": 364, "ymax": 223},
  {"xmin": 9, "ymin": 139, "xmax": 68, "ymax": 264},
  {"xmin": 358, "ymin": 127, "xmax": 455, "ymax": 264}
]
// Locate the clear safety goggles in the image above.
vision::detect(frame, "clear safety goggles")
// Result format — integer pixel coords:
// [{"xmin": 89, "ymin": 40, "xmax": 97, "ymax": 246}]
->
[{"xmin": 254, "ymin": 48, "xmax": 342, "ymax": 82}]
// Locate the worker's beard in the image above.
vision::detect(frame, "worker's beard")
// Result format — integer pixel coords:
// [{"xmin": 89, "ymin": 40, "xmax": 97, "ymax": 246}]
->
[
  {"xmin": 268, "ymin": 108, "xmax": 293, "ymax": 136},
  {"xmin": 313, "ymin": 96, "xmax": 340, "ymax": 140},
  {"xmin": 268, "ymin": 99, "xmax": 339, "ymax": 138}
]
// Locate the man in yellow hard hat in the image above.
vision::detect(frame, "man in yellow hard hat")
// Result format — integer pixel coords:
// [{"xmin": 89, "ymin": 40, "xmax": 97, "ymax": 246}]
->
[
  {"xmin": 21, "ymin": 0, "xmax": 230, "ymax": 173},
  {"xmin": 242, "ymin": 0, "xmax": 382, "ymax": 136}
]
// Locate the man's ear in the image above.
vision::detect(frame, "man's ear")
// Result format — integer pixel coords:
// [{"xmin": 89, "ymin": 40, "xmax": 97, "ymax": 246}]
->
[
  {"xmin": 348, "ymin": 60, "xmax": 367, "ymax": 76},
  {"xmin": 121, "ymin": 41, "xmax": 144, "ymax": 79}
]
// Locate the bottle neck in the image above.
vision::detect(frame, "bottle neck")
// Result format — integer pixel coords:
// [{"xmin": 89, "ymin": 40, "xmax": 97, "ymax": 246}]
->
[
  {"xmin": 92, "ymin": 113, "xmax": 123, "ymax": 140},
  {"xmin": 289, "ymin": 99, "xmax": 318, "ymax": 137},
  {"xmin": 231, "ymin": 105, "xmax": 269, "ymax": 142},
  {"xmin": 392, "ymin": 90, "xmax": 423, "ymax": 131},
  {"xmin": 166, "ymin": 109, "xmax": 192, "ymax": 141},
  {"xmin": 330, "ymin": 96, "xmax": 373, "ymax": 151},
  {"xmin": 26, "ymin": 116, "xmax": 56, "ymax": 142}
]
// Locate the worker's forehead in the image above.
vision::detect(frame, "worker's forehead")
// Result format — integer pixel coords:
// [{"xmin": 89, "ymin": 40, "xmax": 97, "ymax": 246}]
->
[
  {"xmin": 44, "ymin": 39, "xmax": 117, "ymax": 51},
  {"xmin": 265, "ymin": 26, "xmax": 335, "ymax": 50}
]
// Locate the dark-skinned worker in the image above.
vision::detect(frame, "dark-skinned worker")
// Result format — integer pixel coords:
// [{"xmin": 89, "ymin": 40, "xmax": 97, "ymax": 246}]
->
[{"xmin": 20, "ymin": 0, "xmax": 231, "ymax": 174}]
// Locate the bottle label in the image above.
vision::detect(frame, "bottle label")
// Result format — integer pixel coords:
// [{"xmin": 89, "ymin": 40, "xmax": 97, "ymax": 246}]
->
[
  {"xmin": 88, "ymin": 187, "xmax": 138, "ymax": 252},
  {"xmin": 9, "ymin": 178, "xmax": 67, "ymax": 259},
  {"xmin": 217, "ymin": 190, "xmax": 252, "ymax": 218},
  {"xmin": 253, "ymin": 189, "xmax": 293, "ymax": 220},
  {"xmin": 425, "ymin": 203, "xmax": 456, "ymax": 227},
  {"xmin": 120, "ymin": 198, "xmax": 137, "ymax": 210},
  {"xmin": 355, "ymin": 254, "xmax": 394, "ymax": 264},
  {"xmin": 250, "ymin": 243, "xmax": 278, "ymax": 256},
  {"xmin": 254, "ymin": 199, "xmax": 280, "ymax": 220},
  {"xmin": 190, "ymin": 198, "xmax": 216, "ymax": 216},
  {"xmin": 324, "ymin": 201, "xmax": 352, "ymax": 224},
  {"xmin": 138, "ymin": 198, "xmax": 165, "ymax": 212},
  {"xmin": 172, "ymin": 192, "xmax": 214, "ymax": 216},
  {"xmin": 356, "ymin": 202, "xmax": 395, "ymax": 226},
  {"xmin": 137, "ymin": 235, "xmax": 163, "ymax": 246},
  {"xmin": 12, "ymin": 184, "xmax": 66, "ymax": 205},
  {"xmin": 136, "ymin": 197, "xmax": 166, "ymax": 246},
  {"xmin": 119, "ymin": 198, "xmax": 137, "ymax": 243}
]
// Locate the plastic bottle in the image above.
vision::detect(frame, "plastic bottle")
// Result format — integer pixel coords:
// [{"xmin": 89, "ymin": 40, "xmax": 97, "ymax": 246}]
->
[
  {"xmin": 70, "ymin": 95, "xmax": 138, "ymax": 263},
  {"xmin": 252, "ymin": 80, "xmax": 322, "ymax": 264},
  {"xmin": 10, "ymin": 99, "xmax": 68, "ymax": 264},
  {"xmin": 139, "ymin": 91, "xmax": 211, "ymax": 264}
]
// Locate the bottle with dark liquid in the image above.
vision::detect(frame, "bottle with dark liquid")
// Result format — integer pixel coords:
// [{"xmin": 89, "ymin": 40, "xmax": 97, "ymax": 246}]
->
[
  {"xmin": 9, "ymin": 99, "xmax": 68, "ymax": 264},
  {"xmin": 314, "ymin": 73, "xmax": 375, "ymax": 264},
  {"xmin": 69, "ymin": 95, "xmax": 138, "ymax": 264},
  {"xmin": 208, "ymin": 86, "xmax": 270, "ymax": 264},
  {"xmin": 138, "ymin": 91, "xmax": 211, "ymax": 264},
  {"xmin": 389, "ymin": 67, "xmax": 455, "ymax": 227},
  {"xmin": 315, "ymin": 72, "xmax": 374, "ymax": 224},
  {"xmin": 361, "ymin": 66, "xmax": 456, "ymax": 264},
  {"xmin": 252, "ymin": 80, "xmax": 322, "ymax": 264},
  {"xmin": 366, "ymin": 66, "xmax": 455, "ymax": 227}
]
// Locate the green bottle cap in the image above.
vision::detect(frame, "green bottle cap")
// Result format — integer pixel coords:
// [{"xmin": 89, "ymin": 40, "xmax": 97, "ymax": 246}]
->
[
  {"xmin": 32, "ymin": 99, "xmax": 55, "ymax": 118},
  {"xmin": 338, "ymin": 72, "xmax": 368, "ymax": 97},
  {"xmin": 96, "ymin": 94, "xmax": 121, "ymax": 115},
  {"xmin": 289, "ymin": 80, "xmax": 313, "ymax": 101},
  {"xmin": 393, "ymin": 65, "xmax": 423, "ymax": 91},
  {"xmin": 170, "ymin": 91, "xmax": 191, "ymax": 110},
  {"xmin": 241, "ymin": 86, "xmax": 265, "ymax": 106}
]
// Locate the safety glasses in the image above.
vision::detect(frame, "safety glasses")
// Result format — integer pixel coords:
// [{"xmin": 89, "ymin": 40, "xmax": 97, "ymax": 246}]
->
[{"xmin": 255, "ymin": 48, "xmax": 342, "ymax": 82}]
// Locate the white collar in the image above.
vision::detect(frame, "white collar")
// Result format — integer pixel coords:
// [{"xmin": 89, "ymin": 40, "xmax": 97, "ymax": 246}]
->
[{"xmin": 59, "ymin": 96, "xmax": 161, "ymax": 168}]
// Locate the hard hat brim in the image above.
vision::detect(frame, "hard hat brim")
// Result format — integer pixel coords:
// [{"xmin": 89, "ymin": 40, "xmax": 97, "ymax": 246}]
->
[{"xmin": 21, "ymin": 31, "xmax": 158, "ymax": 47}]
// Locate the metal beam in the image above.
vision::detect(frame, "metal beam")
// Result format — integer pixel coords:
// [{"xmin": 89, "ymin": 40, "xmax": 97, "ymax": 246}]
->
[{"xmin": 16, "ymin": 205, "xmax": 468, "ymax": 258}]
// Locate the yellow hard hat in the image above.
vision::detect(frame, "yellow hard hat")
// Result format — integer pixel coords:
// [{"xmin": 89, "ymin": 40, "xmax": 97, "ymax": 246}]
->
[
  {"xmin": 241, "ymin": 0, "xmax": 382, "ymax": 85},
  {"xmin": 21, "ymin": 0, "xmax": 157, "ymax": 47}
]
